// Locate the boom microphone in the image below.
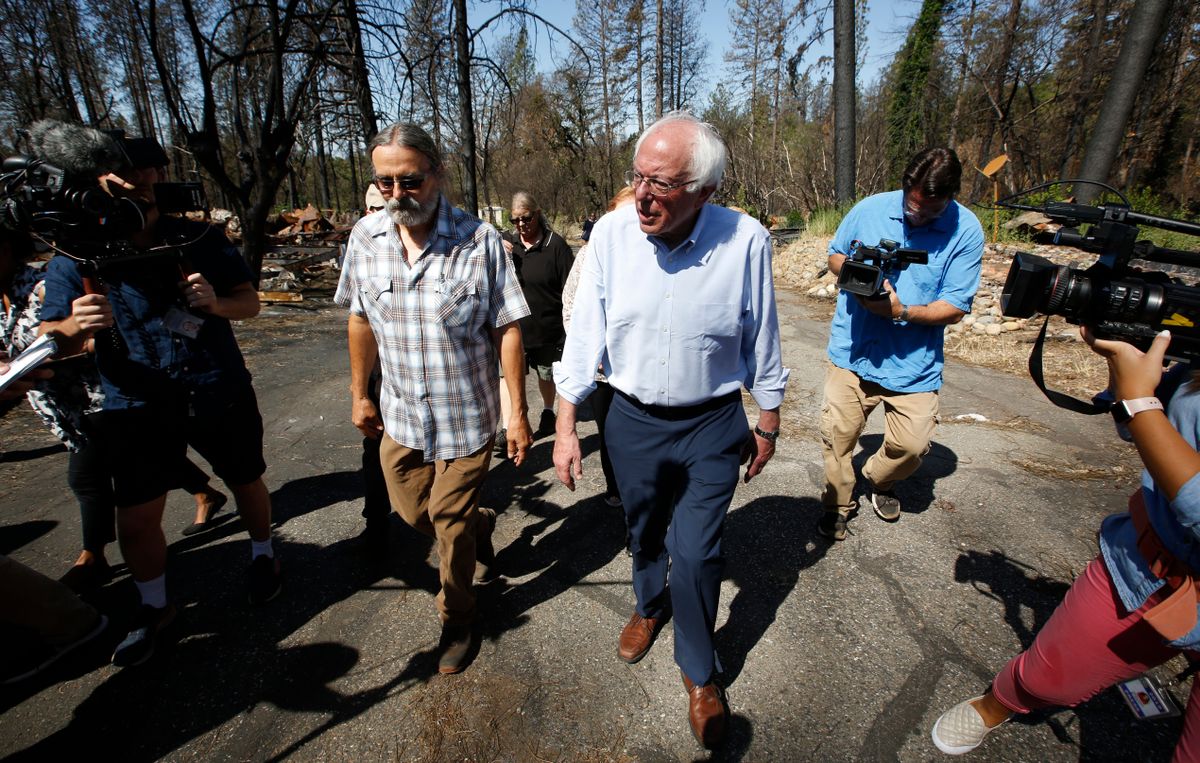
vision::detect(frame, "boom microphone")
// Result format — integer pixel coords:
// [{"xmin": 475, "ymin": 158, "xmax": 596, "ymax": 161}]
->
[{"xmin": 26, "ymin": 120, "xmax": 125, "ymax": 177}]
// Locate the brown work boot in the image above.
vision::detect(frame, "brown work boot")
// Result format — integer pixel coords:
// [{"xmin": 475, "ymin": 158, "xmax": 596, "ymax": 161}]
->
[
  {"xmin": 474, "ymin": 507, "xmax": 497, "ymax": 582},
  {"xmin": 617, "ymin": 612, "xmax": 660, "ymax": 663},
  {"xmin": 682, "ymin": 671, "xmax": 728, "ymax": 748},
  {"xmin": 438, "ymin": 622, "xmax": 474, "ymax": 675}
]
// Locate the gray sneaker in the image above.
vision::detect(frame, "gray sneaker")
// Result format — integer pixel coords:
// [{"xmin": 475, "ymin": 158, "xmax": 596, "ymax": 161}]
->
[
  {"xmin": 867, "ymin": 482, "xmax": 902, "ymax": 521},
  {"xmin": 112, "ymin": 605, "xmax": 176, "ymax": 667}
]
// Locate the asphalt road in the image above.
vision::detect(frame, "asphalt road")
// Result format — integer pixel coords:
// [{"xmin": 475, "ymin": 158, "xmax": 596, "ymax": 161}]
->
[{"xmin": 0, "ymin": 287, "xmax": 1184, "ymax": 761}]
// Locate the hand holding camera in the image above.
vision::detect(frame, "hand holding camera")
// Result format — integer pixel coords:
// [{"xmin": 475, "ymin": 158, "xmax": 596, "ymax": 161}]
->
[
  {"xmin": 70, "ymin": 293, "xmax": 113, "ymax": 333},
  {"xmin": 837, "ymin": 239, "xmax": 929, "ymax": 297}
]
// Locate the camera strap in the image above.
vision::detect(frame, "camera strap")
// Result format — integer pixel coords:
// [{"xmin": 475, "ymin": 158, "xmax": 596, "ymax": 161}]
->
[{"xmin": 1028, "ymin": 316, "xmax": 1107, "ymax": 415}]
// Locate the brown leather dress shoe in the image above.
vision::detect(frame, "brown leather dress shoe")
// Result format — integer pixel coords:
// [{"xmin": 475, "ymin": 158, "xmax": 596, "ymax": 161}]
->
[
  {"xmin": 682, "ymin": 672, "xmax": 728, "ymax": 748},
  {"xmin": 617, "ymin": 612, "xmax": 660, "ymax": 663}
]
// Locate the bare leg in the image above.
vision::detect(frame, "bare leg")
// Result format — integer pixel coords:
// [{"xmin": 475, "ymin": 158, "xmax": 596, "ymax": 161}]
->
[
  {"xmin": 73, "ymin": 548, "xmax": 106, "ymax": 566},
  {"xmin": 191, "ymin": 485, "xmax": 226, "ymax": 525},
  {"xmin": 971, "ymin": 691, "xmax": 1013, "ymax": 727},
  {"xmin": 537, "ymin": 378, "xmax": 556, "ymax": 411},
  {"xmin": 117, "ymin": 495, "xmax": 169, "ymax": 582},
  {"xmin": 230, "ymin": 478, "xmax": 272, "ymax": 543}
]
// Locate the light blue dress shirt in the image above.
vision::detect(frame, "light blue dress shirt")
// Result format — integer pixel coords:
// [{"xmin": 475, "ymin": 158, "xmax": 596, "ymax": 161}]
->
[
  {"xmin": 554, "ymin": 203, "xmax": 789, "ymax": 410},
  {"xmin": 826, "ymin": 189, "xmax": 984, "ymax": 393}
]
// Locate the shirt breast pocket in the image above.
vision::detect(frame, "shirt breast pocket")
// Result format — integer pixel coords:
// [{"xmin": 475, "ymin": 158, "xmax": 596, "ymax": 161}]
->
[
  {"xmin": 362, "ymin": 277, "xmax": 396, "ymax": 321},
  {"xmin": 678, "ymin": 301, "xmax": 741, "ymax": 353},
  {"xmin": 436, "ymin": 279, "xmax": 479, "ymax": 329},
  {"xmin": 900, "ymin": 262, "xmax": 941, "ymax": 304}
]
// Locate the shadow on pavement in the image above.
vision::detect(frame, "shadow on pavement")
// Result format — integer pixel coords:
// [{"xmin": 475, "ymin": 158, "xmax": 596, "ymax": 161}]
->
[
  {"xmin": 854, "ymin": 435, "xmax": 958, "ymax": 515},
  {"xmin": 954, "ymin": 548, "xmax": 1068, "ymax": 649},
  {"xmin": 1, "ymin": 470, "xmax": 442, "ymax": 761},
  {"xmin": 717, "ymin": 495, "xmax": 827, "ymax": 687},
  {"xmin": 0, "ymin": 520, "xmax": 57, "ymax": 555},
  {"xmin": 0, "ymin": 443, "xmax": 67, "ymax": 463}
]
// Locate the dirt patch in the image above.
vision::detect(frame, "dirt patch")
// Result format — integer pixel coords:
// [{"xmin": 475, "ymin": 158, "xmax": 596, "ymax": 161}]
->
[
  {"xmin": 773, "ymin": 234, "xmax": 1111, "ymax": 399},
  {"xmin": 397, "ymin": 674, "xmax": 635, "ymax": 762}
]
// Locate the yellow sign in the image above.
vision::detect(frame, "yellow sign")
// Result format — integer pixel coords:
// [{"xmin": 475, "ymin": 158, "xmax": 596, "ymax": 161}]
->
[{"xmin": 981, "ymin": 154, "xmax": 1009, "ymax": 178}]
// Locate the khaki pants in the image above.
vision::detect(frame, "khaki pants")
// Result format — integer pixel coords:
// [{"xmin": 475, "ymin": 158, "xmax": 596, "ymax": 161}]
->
[
  {"xmin": 379, "ymin": 435, "xmax": 493, "ymax": 625},
  {"xmin": 819, "ymin": 364, "xmax": 939, "ymax": 511}
]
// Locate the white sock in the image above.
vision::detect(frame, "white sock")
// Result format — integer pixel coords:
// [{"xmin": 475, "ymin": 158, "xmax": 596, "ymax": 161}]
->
[
  {"xmin": 251, "ymin": 538, "xmax": 274, "ymax": 561},
  {"xmin": 135, "ymin": 575, "xmax": 167, "ymax": 609}
]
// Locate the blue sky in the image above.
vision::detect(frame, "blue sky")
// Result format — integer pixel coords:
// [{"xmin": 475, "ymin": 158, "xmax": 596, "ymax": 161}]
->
[{"xmin": 485, "ymin": 0, "xmax": 920, "ymax": 100}]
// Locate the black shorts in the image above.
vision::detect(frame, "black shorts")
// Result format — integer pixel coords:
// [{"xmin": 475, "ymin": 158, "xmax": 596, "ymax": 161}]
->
[
  {"xmin": 91, "ymin": 384, "xmax": 266, "ymax": 507},
  {"xmin": 525, "ymin": 344, "xmax": 563, "ymax": 381}
]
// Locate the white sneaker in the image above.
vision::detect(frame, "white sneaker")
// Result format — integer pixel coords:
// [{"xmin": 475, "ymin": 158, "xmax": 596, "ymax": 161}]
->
[{"xmin": 931, "ymin": 696, "xmax": 1001, "ymax": 755}]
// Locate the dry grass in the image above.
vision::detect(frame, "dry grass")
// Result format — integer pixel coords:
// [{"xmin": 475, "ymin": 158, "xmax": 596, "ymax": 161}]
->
[
  {"xmin": 943, "ymin": 318, "xmax": 1110, "ymax": 399},
  {"xmin": 1009, "ymin": 456, "xmax": 1133, "ymax": 481}
]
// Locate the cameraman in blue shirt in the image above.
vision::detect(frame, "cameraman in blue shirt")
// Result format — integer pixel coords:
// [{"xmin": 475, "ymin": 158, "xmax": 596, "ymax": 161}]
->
[{"xmin": 818, "ymin": 148, "xmax": 983, "ymax": 540}]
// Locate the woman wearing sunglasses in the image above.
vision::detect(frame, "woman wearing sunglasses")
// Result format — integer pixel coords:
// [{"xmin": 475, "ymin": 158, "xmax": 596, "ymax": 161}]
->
[{"xmin": 497, "ymin": 192, "xmax": 575, "ymax": 451}]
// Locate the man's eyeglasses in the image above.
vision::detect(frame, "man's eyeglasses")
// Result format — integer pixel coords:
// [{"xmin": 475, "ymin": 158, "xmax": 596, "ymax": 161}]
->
[
  {"xmin": 624, "ymin": 170, "xmax": 692, "ymax": 196},
  {"xmin": 903, "ymin": 190, "xmax": 950, "ymax": 221},
  {"xmin": 512, "ymin": 214, "xmax": 536, "ymax": 225},
  {"xmin": 374, "ymin": 174, "xmax": 426, "ymax": 192}
]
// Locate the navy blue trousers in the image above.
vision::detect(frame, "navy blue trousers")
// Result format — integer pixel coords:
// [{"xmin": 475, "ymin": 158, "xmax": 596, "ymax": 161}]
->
[{"xmin": 605, "ymin": 390, "xmax": 747, "ymax": 686}]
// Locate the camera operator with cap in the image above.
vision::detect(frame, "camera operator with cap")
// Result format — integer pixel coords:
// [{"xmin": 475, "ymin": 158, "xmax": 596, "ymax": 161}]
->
[
  {"xmin": 818, "ymin": 148, "xmax": 983, "ymax": 540},
  {"xmin": 37, "ymin": 135, "xmax": 280, "ymax": 668}
]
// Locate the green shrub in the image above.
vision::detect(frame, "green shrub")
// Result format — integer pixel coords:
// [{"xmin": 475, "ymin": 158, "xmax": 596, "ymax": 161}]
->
[{"xmin": 806, "ymin": 206, "xmax": 852, "ymax": 237}]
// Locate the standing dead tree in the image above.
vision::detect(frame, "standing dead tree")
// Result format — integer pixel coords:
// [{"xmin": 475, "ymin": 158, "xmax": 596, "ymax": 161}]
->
[{"xmin": 141, "ymin": 0, "xmax": 342, "ymax": 282}]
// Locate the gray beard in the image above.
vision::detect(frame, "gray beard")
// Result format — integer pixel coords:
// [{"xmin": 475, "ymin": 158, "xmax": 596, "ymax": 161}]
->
[{"xmin": 387, "ymin": 194, "xmax": 438, "ymax": 227}]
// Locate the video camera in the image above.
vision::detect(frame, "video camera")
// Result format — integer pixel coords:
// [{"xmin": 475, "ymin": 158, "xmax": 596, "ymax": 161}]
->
[
  {"xmin": 0, "ymin": 120, "xmax": 206, "ymax": 267},
  {"xmin": 837, "ymin": 238, "xmax": 929, "ymax": 297},
  {"xmin": 1000, "ymin": 192, "xmax": 1200, "ymax": 366}
]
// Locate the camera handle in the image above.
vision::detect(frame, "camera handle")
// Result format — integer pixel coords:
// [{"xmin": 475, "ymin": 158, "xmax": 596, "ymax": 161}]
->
[{"xmin": 1027, "ymin": 316, "xmax": 1109, "ymax": 415}]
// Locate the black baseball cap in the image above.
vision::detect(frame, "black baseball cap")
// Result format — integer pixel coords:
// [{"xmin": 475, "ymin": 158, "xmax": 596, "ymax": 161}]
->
[{"xmin": 103, "ymin": 130, "xmax": 170, "ymax": 170}]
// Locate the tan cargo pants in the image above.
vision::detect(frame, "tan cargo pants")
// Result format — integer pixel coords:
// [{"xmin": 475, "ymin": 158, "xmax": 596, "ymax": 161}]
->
[
  {"xmin": 379, "ymin": 435, "xmax": 493, "ymax": 626},
  {"xmin": 819, "ymin": 364, "xmax": 939, "ymax": 512}
]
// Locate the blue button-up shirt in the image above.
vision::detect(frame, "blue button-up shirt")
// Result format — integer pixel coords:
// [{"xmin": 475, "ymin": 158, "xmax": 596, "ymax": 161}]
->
[
  {"xmin": 554, "ymin": 203, "xmax": 789, "ymax": 410},
  {"xmin": 827, "ymin": 190, "xmax": 983, "ymax": 393}
]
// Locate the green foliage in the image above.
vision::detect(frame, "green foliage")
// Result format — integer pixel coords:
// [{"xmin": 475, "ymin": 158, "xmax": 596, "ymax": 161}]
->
[
  {"xmin": 807, "ymin": 205, "xmax": 853, "ymax": 237},
  {"xmin": 971, "ymin": 206, "xmax": 1035, "ymax": 245},
  {"xmin": 783, "ymin": 209, "xmax": 806, "ymax": 228},
  {"xmin": 884, "ymin": 0, "xmax": 948, "ymax": 184},
  {"xmin": 1105, "ymin": 188, "xmax": 1200, "ymax": 251}
]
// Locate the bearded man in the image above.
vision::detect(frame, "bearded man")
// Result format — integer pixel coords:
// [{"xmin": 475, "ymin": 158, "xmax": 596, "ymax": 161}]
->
[{"xmin": 334, "ymin": 122, "xmax": 532, "ymax": 674}]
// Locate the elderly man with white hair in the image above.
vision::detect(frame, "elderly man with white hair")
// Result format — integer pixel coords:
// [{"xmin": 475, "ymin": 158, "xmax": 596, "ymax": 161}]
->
[{"xmin": 552, "ymin": 111, "xmax": 789, "ymax": 748}]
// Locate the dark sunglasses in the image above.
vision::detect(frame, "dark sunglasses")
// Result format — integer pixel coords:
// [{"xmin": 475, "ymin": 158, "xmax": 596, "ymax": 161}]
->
[
  {"xmin": 512, "ymin": 214, "xmax": 537, "ymax": 224},
  {"xmin": 374, "ymin": 174, "xmax": 426, "ymax": 192}
]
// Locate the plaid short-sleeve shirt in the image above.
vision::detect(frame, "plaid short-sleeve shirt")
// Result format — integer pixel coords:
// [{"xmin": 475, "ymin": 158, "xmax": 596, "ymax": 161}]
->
[{"xmin": 335, "ymin": 197, "xmax": 530, "ymax": 461}]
